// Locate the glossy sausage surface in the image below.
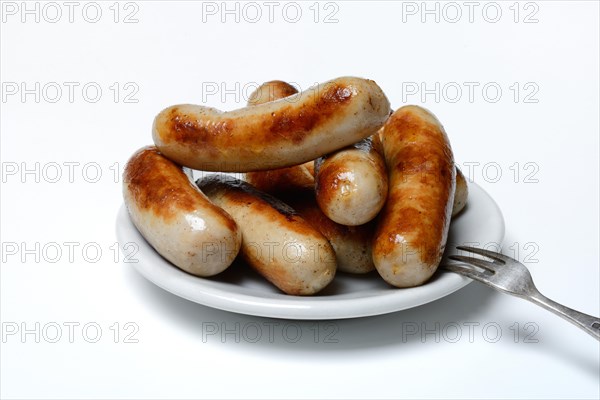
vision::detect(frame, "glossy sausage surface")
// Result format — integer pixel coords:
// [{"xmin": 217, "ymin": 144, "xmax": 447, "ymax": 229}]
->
[
  {"xmin": 123, "ymin": 146, "xmax": 241, "ymax": 276},
  {"xmin": 372, "ymin": 106, "xmax": 455, "ymax": 287},
  {"xmin": 315, "ymin": 134, "xmax": 388, "ymax": 226},
  {"xmin": 197, "ymin": 175, "xmax": 336, "ymax": 295},
  {"xmin": 153, "ymin": 77, "xmax": 391, "ymax": 172}
]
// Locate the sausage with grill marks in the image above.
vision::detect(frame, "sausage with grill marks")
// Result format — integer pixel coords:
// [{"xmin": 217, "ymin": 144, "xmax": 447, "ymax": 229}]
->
[
  {"xmin": 153, "ymin": 76, "xmax": 391, "ymax": 172},
  {"xmin": 373, "ymin": 106, "xmax": 456, "ymax": 287}
]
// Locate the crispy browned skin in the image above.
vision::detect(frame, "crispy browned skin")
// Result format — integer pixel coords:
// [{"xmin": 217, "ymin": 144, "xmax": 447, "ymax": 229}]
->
[
  {"xmin": 315, "ymin": 134, "xmax": 388, "ymax": 226},
  {"xmin": 197, "ymin": 175, "xmax": 336, "ymax": 295},
  {"xmin": 124, "ymin": 147, "xmax": 197, "ymax": 219},
  {"xmin": 244, "ymin": 81, "xmax": 316, "ymax": 192},
  {"xmin": 125, "ymin": 148, "xmax": 221, "ymax": 225},
  {"xmin": 123, "ymin": 146, "xmax": 241, "ymax": 277},
  {"xmin": 153, "ymin": 77, "xmax": 391, "ymax": 172},
  {"xmin": 373, "ymin": 106, "xmax": 455, "ymax": 287}
]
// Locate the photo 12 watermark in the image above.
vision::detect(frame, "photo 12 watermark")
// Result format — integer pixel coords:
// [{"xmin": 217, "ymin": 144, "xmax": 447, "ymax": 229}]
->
[
  {"xmin": 399, "ymin": 321, "xmax": 540, "ymax": 343},
  {"xmin": 1, "ymin": 241, "xmax": 140, "ymax": 265},
  {"xmin": 458, "ymin": 161, "xmax": 540, "ymax": 184},
  {"xmin": 200, "ymin": 1, "xmax": 340, "ymax": 24},
  {"xmin": 2, "ymin": 321, "xmax": 140, "ymax": 343},
  {"xmin": 1, "ymin": 82, "xmax": 140, "ymax": 104},
  {"xmin": 1, "ymin": 161, "xmax": 123, "ymax": 184},
  {"xmin": 399, "ymin": 1, "xmax": 540, "ymax": 24},
  {"xmin": 201, "ymin": 321, "xmax": 340, "ymax": 344},
  {"xmin": 449, "ymin": 241, "xmax": 540, "ymax": 265},
  {"xmin": 1, "ymin": 1, "xmax": 140, "ymax": 24},
  {"xmin": 401, "ymin": 81, "xmax": 540, "ymax": 104},
  {"xmin": 1, "ymin": 161, "xmax": 127, "ymax": 184}
]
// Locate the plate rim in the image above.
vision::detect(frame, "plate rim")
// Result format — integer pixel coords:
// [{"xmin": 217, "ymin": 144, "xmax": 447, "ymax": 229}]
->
[{"xmin": 116, "ymin": 181, "xmax": 505, "ymax": 320}]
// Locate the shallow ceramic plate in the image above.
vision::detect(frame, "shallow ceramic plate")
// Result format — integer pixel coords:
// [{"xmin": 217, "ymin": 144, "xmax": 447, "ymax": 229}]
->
[{"xmin": 116, "ymin": 181, "xmax": 504, "ymax": 319}]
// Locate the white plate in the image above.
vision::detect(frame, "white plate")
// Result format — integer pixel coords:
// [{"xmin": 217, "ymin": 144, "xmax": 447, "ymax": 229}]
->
[{"xmin": 116, "ymin": 182, "xmax": 504, "ymax": 320}]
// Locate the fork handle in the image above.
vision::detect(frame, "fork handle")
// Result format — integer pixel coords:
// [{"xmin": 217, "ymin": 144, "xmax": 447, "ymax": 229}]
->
[{"xmin": 527, "ymin": 292, "xmax": 600, "ymax": 340}]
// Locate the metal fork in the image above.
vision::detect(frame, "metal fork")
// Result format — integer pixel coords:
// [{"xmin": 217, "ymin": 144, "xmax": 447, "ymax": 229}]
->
[{"xmin": 442, "ymin": 246, "xmax": 600, "ymax": 340}]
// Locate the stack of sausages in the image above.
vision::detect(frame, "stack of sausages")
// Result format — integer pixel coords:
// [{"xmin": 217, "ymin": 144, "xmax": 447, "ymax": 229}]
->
[{"xmin": 123, "ymin": 77, "xmax": 468, "ymax": 295}]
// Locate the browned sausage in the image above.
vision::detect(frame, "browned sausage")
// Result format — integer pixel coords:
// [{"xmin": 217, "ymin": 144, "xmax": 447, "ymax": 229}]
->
[
  {"xmin": 123, "ymin": 146, "xmax": 241, "ymax": 277},
  {"xmin": 153, "ymin": 77, "xmax": 391, "ymax": 172},
  {"xmin": 372, "ymin": 106, "xmax": 456, "ymax": 287},
  {"xmin": 315, "ymin": 134, "xmax": 388, "ymax": 226},
  {"xmin": 197, "ymin": 175, "xmax": 336, "ymax": 295}
]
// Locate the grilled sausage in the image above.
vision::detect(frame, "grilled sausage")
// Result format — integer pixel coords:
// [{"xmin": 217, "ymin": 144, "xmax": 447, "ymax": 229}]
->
[
  {"xmin": 315, "ymin": 134, "xmax": 388, "ymax": 226},
  {"xmin": 373, "ymin": 106, "xmax": 456, "ymax": 287},
  {"xmin": 153, "ymin": 76, "xmax": 391, "ymax": 172},
  {"xmin": 283, "ymin": 190, "xmax": 375, "ymax": 274},
  {"xmin": 243, "ymin": 78, "xmax": 375, "ymax": 274},
  {"xmin": 197, "ymin": 175, "xmax": 336, "ymax": 295},
  {"xmin": 123, "ymin": 146, "xmax": 241, "ymax": 277}
]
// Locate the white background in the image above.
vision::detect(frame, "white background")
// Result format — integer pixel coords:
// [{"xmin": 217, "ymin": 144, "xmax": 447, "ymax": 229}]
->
[{"xmin": 1, "ymin": 1, "xmax": 599, "ymax": 399}]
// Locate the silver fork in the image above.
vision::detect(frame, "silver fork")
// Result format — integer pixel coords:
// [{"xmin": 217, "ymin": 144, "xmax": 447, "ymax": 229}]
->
[{"xmin": 442, "ymin": 246, "xmax": 600, "ymax": 340}]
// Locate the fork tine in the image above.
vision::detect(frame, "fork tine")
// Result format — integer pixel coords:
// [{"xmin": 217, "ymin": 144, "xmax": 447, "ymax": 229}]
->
[
  {"xmin": 441, "ymin": 263, "xmax": 489, "ymax": 282},
  {"xmin": 456, "ymin": 246, "xmax": 511, "ymax": 264},
  {"xmin": 448, "ymin": 255, "xmax": 498, "ymax": 272}
]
